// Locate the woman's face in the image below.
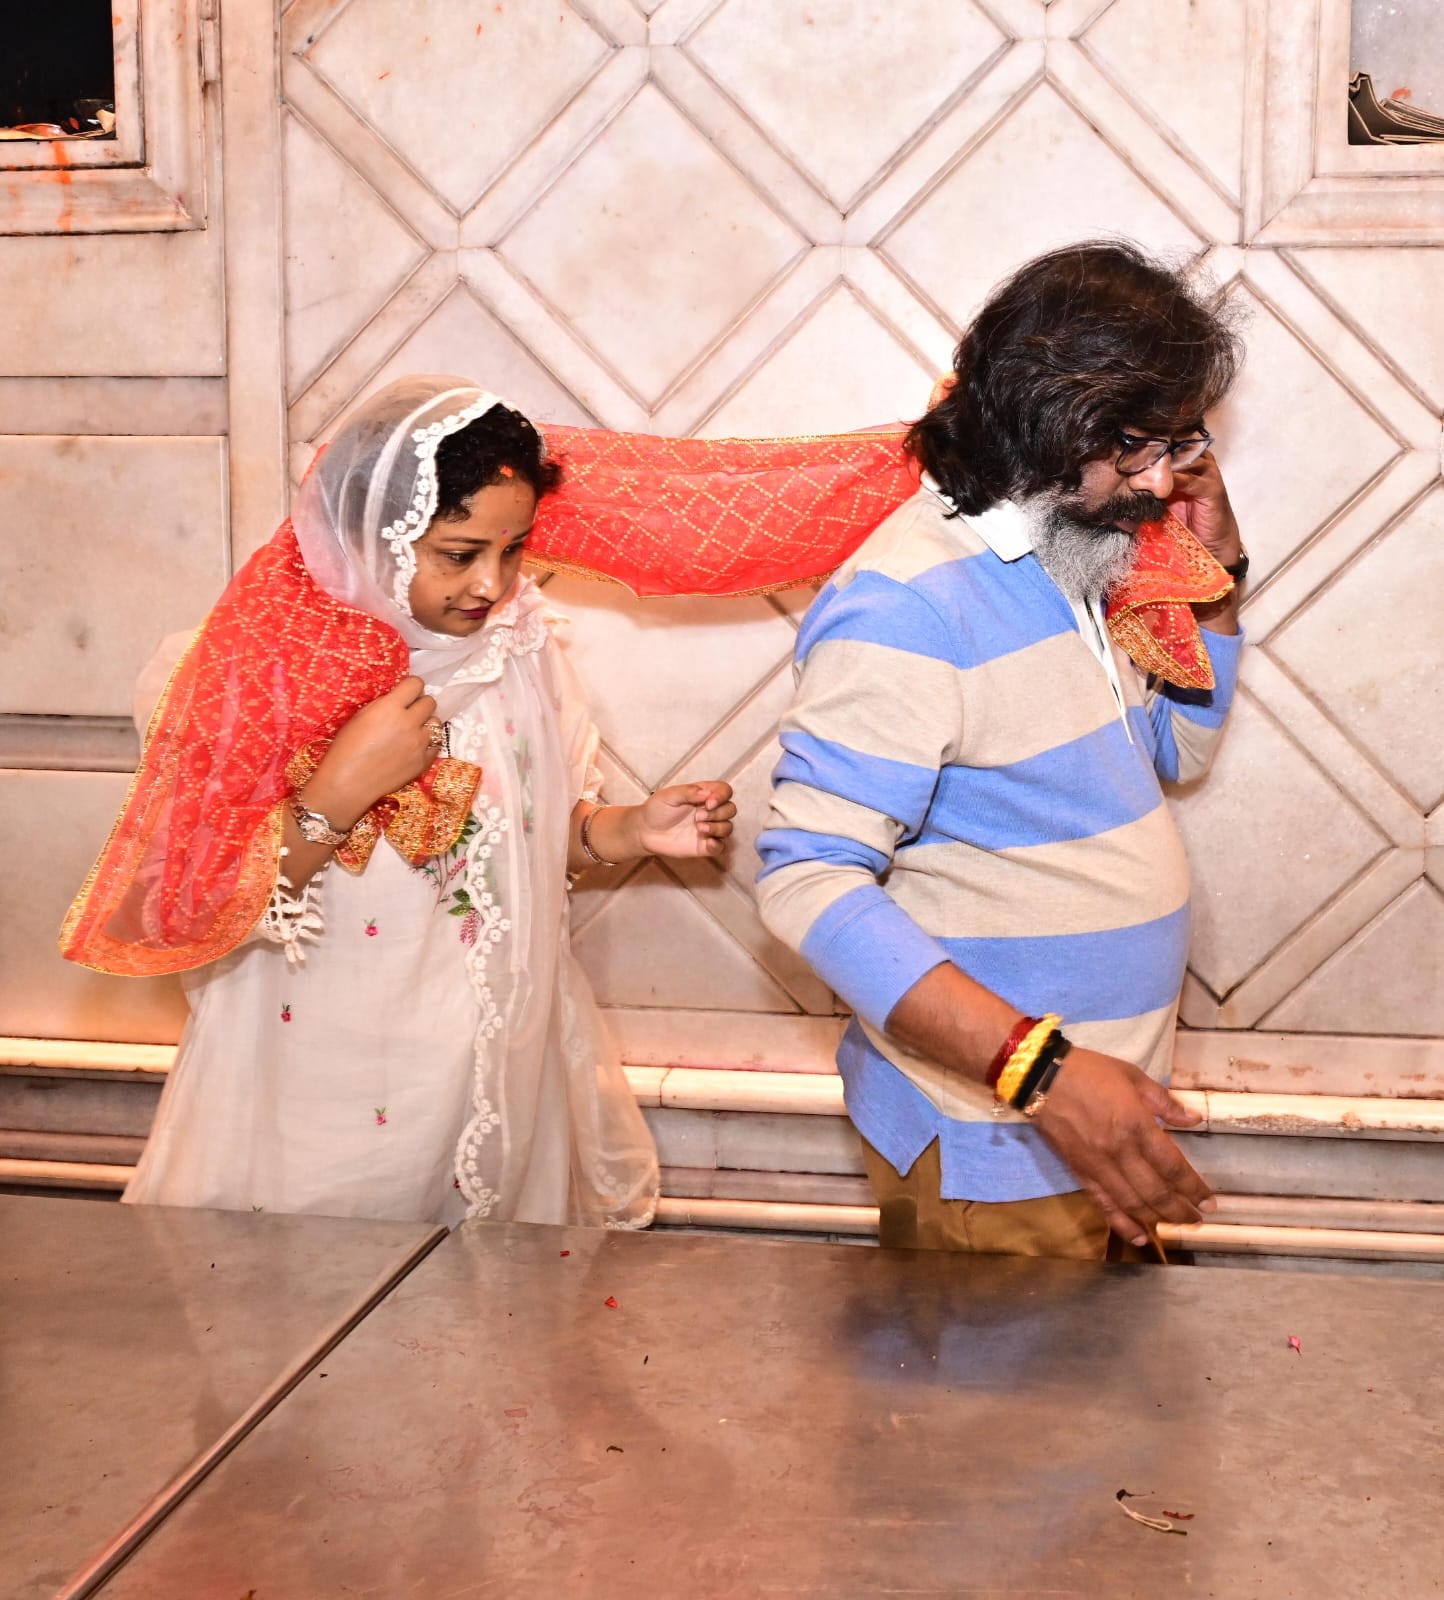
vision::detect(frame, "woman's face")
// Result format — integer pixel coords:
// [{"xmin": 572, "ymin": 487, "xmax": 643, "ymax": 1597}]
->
[{"xmin": 407, "ymin": 477, "xmax": 538, "ymax": 636}]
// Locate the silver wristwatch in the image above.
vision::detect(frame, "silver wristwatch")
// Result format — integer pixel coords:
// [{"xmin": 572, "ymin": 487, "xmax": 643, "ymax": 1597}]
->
[{"xmin": 289, "ymin": 795, "xmax": 350, "ymax": 847}]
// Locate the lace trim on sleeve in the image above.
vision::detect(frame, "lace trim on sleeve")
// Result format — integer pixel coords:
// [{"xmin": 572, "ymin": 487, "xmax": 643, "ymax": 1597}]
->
[{"xmin": 256, "ymin": 852, "xmax": 327, "ymax": 967}]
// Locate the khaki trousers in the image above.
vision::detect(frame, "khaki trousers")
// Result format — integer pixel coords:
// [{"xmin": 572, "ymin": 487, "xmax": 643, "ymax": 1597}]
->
[{"xmin": 863, "ymin": 1137, "xmax": 1146, "ymax": 1262}]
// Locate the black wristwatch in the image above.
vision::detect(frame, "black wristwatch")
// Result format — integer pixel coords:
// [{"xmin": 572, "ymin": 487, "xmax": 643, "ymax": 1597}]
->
[{"xmin": 1223, "ymin": 548, "xmax": 1250, "ymax": 583}]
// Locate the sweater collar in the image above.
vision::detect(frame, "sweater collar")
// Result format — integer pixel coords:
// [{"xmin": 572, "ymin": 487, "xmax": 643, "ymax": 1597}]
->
[{"xmin": 920, "ymin": 474, "xmax": 1033, "ymax": 562}]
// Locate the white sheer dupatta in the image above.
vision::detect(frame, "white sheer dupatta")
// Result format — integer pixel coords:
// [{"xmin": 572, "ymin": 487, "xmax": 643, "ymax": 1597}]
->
[{"xmin": 436, "ymin": 584, "xmax": 658, "ymax": 1228}]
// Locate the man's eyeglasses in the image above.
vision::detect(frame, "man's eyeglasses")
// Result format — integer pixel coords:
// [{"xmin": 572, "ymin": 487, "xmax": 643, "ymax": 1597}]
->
[{"xmin": 1114, "ymin": 428, "xmax": 1212, "ymax": 475}]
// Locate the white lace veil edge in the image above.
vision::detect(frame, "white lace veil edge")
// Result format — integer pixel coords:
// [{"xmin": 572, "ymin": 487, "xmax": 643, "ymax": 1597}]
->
[{"xmin": 292, "ymin": 375, "xmax": 541, "ymax": 657}]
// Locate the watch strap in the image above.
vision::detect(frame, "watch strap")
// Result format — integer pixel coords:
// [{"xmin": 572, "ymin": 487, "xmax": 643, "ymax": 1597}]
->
[{"xmin": 289, "ymin": 795, "xmax": 350, "ymax": 847}]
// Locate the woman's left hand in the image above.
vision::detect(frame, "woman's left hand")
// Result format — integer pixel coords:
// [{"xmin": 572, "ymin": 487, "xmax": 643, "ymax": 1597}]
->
[{"xmin": 637, "ymin": 781, "xmax": 736, "ymax": 860}]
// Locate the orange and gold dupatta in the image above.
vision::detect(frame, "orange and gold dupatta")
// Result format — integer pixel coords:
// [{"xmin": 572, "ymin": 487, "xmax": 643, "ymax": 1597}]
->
[
  {"xmin": 529, "ymin": 426, "xmax": 1232, "ymax": 688},
  {"xmin": 60, "ymin": 522, "xmax": 479, "ymax": 978}
]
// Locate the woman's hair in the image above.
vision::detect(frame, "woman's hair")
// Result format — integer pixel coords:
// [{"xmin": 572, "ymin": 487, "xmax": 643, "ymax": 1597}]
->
[
  {"xmin": 906, "ymin": 240, "xmax": 1243, "ymax": 515},
  {"xmin": 433, "ymin": 403, "xmax": 562, "ymax": 521}
]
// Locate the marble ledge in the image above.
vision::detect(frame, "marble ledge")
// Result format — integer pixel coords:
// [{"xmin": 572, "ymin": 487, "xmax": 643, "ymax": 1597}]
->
[
  {"xmin": 0, "ymin": 715, "xmax": 139, "ymax": 773},
  {"xmin": 3, "ymin": 1040, "xmax": 1440, "ymax": 1139},
  {"xmin": 0, "ymin": 377, "xmax": 227, "ymax": 436}
]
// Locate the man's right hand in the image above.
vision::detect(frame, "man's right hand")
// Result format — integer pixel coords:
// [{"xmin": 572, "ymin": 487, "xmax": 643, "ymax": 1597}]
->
[
  {"xmin": 1031, "ymin": 1048, "xmax": 1216, "ymax": 1247},
  {"xmin": 305, "ymin": 676, "xmax": 441, "ymax": 828}
]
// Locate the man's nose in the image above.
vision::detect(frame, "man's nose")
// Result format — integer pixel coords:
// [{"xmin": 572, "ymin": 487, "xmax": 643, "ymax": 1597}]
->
[{"xmin": 1129, "ymin": 454, "xmax": 1174, "ymax": 500}]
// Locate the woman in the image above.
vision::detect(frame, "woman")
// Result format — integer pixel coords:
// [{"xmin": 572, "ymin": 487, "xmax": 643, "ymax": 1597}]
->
[{"xmin": 63, "ymin": 377, "xmax": 735, "ymax": 1227}]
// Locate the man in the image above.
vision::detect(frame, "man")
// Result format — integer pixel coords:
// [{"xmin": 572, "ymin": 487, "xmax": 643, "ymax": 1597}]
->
[{"xmin": 755, "ymin": 241, "xmax": 1247, "ymax": 1259}]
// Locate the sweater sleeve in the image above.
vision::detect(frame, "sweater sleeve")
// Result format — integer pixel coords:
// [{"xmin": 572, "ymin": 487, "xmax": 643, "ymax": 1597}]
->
[
  {"xmin": 1146, "ymin": 625, "xmax": 1244, "ymax": 784},
  {"xmin": 754, "ymin": 572, "xmax": 960, "ymax": 1030}
]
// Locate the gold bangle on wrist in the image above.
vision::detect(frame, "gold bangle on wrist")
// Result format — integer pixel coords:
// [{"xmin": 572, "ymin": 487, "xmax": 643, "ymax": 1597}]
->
[
  {"xmin": 995, "ymin": 1013, "xmax": 1061, "ymax": 1108},
  {"xmin": 579, "ymin": 804, "xmax": 619, "ymax": 868}
]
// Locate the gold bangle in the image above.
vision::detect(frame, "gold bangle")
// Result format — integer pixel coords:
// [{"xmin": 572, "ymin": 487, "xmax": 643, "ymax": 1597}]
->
[
  {"xmin": 579, "ymin": 804, "xmax": 619, "ymax": 868},
  {"xmin": 995, "ymin": 1013, "xmax": 1061, "ymax": 1107}
]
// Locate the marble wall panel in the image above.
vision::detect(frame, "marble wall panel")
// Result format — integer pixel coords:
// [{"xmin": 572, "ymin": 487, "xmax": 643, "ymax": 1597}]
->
[
  {"xmin": 686, "ymin": 0, "xmax": 1005, "ymax": 209},
  {"xmin": 0, "ymin": 231, "xmax": 224, "ymax": 378},
  {"xmin": 1082, "ymin": 0, "xmax": 1249, "ymax": 201},
  {"xmin": 1170, "ymin": 694, "xmax": 1387, "ymax": 997},
  {"xmin": 1208, "ymin": 286, "xmax": 1400, "ymax": 584},
  {"xmin": 542, "ymin": 575, "xmax": 797, "ymax": 791},
  {"xmin": 282, "ymin": 112, "xmax": 428, "ymax": 396},
  {"xmin": 1269, "ymin": 486, "xmax": 1444, "ymax": 812},
  {"xmin": 0, "ymin": 770, "xmax": 189, "ymax": 1044},
  {"xmin": 304, "ymin": 0, "xmax": 611, "ymax": 214},
  {"xmin": 1264, "ymin": 882, "xmax": 1444, "ymax": 1036},
  {"xmin": 882, "ymin": 82, "xmax": 1204, "ymax": 332},
  {"xmin": 699, "ymin": 285, "xmax": 935, "ymax": 437},
  {"xmin": 0, "ymin": 437, "xmax": 228, "ymax": 718},
  {"xmin": 349, "ymin": 287, "xmax": 596, "ymax": 429},
  {"xmin": 0, "ymin": 0, "xmax": 1394, "ymax": 1058},
  {"xmin": 263, "ymin": 0, "xmax": 1441, "ymax": 1055},
  {"xmin": 1288, "ymin": 248, "xmax": 1444, "ymax": 413},
  {"xmin": 571, "ymin": 859, "xmax": 800, "ymax": 1013},
  {"xmin": 498, "ymin": 83, "xmax": 805, "ymax": 406}
]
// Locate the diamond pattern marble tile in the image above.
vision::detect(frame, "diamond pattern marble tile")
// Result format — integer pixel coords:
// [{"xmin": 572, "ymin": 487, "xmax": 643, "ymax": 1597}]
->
[
  {"xmin": 718, "ymin": 734, "xmax": 785, "ymax": 904},
  {"xmin": 883, "ymin": 82, "xmax": 1204, "ymax": 330},
  {"xmin": 571, "ymin": 859, "xmax": 801, "ymax": 1012},
  {"xmin": 282, "ymin": 113, "xmax": 428, "ymax": 396},
  {"xmin": 1170, "ymin": 695, "xmax": 1386, "ymax": 997},
  {"xmin": 1289, "ymin": 246, "xmax": 1444, "ymax": 411},
  {"xmin": 1269, "ymin": 486, "xmax": 1444, "ymax": 812},
  {"xmin": 1263, "ymin": 881, "xmax": 1444, "ymax": 1036},
  {"xmin": 1208, "ymin": 286, "xmax": 1399, "ymax": 583},
  {"xmin": 254, "ymin": 4, "xmax": 1444, "ymax": 1054},
  {"xmin": 699, "ymin": 284, "xmax": 934, "ymax": 436},
  {"xmin": 498, "ymin": 84, "xmax": 805, "ymax": 405},
  {"xmin": 1083, "ymin": 0, "xmax": 1248, "ymax": 200},
  {"xmin": 544, "ymin": 572, "xmax": 798, "ymax": 790},
  {"xmin": 304, "ymin": 0, "xmax": 610, "ymax": 214},
  {"xmin": 346, "ymin": 285, "xmax": 595, "ymax": 427},
  {"xmin": 686, "ymin": 0, "xmax": 1006, "ymax": 209}
]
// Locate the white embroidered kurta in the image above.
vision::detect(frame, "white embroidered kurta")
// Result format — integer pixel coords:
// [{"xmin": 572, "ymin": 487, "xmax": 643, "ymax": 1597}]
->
[{"xmin": 123, "ymin": 581, "xmax": 658, "ymax": 1228}]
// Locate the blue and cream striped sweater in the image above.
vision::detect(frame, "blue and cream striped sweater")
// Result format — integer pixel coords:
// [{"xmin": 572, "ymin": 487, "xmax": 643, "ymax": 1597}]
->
[{"xmin": 755, "ymin": 488, "xmax": 1242, "ymax": 1201}]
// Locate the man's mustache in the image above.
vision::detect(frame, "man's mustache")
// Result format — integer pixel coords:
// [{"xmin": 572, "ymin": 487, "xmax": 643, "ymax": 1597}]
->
[{"xmin": 1066, "ymin": 491, "xmax": 1169, "ymax": 531}]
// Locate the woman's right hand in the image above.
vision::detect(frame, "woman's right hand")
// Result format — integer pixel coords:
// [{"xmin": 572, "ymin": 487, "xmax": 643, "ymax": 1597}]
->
[{"xmin": 303, "ymin": 676, "xmax": 441, "ymax": 827}]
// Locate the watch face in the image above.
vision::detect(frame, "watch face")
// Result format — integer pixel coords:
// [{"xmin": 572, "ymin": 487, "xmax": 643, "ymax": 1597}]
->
[{"xmin": 292, "ymin": 801, "xmax": 341, "ymax": 844}]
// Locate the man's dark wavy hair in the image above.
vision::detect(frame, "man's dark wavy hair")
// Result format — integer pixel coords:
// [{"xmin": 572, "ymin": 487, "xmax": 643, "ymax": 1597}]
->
[{"xmin": 906, "ymin": 241, "xmax": 1242, "ymax": 515}]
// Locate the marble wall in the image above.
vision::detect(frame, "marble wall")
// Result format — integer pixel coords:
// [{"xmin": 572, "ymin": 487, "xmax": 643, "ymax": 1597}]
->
[{"xmin": 1, "ymin": 0, "xmax": 1440, "ymax": 1082}]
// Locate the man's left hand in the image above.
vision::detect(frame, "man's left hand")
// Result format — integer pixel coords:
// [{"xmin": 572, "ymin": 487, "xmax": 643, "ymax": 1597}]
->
[
  {"xmin": 1167, "ymin": 451, "xmax": 1242, "ymax": 570},
  {"xmin": 1168, "ymin": 452, "xmax": 1242, "ymax": 630}
]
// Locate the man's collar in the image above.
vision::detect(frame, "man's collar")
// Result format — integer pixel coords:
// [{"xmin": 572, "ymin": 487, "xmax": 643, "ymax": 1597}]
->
[{"xmin": 921, "ymin": 474, "xmax": 1033, "ymax": 562}]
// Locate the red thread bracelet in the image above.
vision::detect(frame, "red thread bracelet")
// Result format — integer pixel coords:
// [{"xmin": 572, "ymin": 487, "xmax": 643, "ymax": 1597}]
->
[{"xmin": 986, "ymin": 1015, "xmax": 1038, "ymax": 1090}]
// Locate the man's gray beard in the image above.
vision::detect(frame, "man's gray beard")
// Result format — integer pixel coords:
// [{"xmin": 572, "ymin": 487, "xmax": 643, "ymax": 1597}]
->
[{"xmin": 1028, "ymin": 501, "xmax": 1139, "ymax": 604}]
